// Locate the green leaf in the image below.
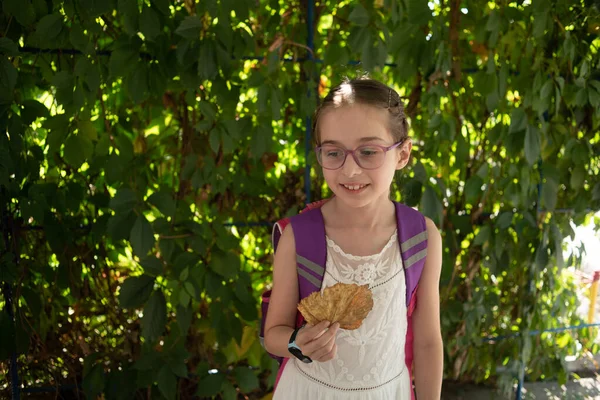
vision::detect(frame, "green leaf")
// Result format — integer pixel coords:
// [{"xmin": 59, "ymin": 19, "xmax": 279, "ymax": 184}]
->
[
  {"xmin": 420, "ymin": 185, "xmax": 443, "ymax": 226},
  {"xmin": 64, "ymin": 134, "xmax": 93, "ymax": 168},
  {"xmin": 541, "ymin": 180, "xmax": 558, "ymax": 211},
  {"xmin": 177, "ymin": 305, "xmax": 193, "ymax": 334},
  {"xmin": 3, "ymin": 0, "xmax": 36, "ymax": 26},
  {"xmin": 35, "ymin": 13, "xmax": 63, "ymax": 41},
  {"xmin": 222, "ymin": 381, "xmax": 237, "ymax": 400},
  {"xmin": 0, "ymin": 38, "xmax": 19, "ymax": 56},
  {"xmin": 118, "ymin": 0, "xmax": 139, "ymax": 35},
  {"xmin": 126, "ymin": 64, "xmax": 148, "ymax": 103},
  {"xmin": 78, "ymin": 120, "xmax": 98, "ymax": 141},
  {"xmin": 464, "ymin": 176, "xmax": 483, "ymax": 205},
  {"xmin": 109, "ymin": 47, "xmax": 138, "ymax": 78},
  {"xmin": 348, "ymin": 4, "xmax": 370, "ymax": 27},
  {"xmin": 524, "ymin": 125, "xmax": 541, "ymax": 166},
  {"xmin": 592, "ymin": 182, "xmax": 600, "ymax": 201},
  {"xmin": 509, "ymin": 108, "xmax": 527, "ymax": 133},
  {"xmin": 175, "ymin": 16, "xmax": 203, "ymax": 39},
  {"xmin": 83, "ymin": 364, "xmax": 105, "ymax": 399},
  {"xmin": 474, "ymin": 225, "xmax": 491, "ymax": 246},
  {"xmin": 107, "ymin": 212, "xmax": 136, "ymax": 242},
  {"xmin": 401, "ymin": 179, "xmax": 423, "ymax": 207},
  {"xmin": 69, "ymin": 24, "xmax": 90, "ymax": 52},
  {"xmin": 110, "ymin": 188, "xmax": 137, "ymax": 212},
  {"xmin": 183, "ymin": 282, "xmax": 196, "ymax": 300},
  {"xmin": 407, "ymin": 0, "xmax": 432, "ymax": 25},
  {"xmin": 148, "ymin": 191, "xmax": 176, "ymax": 217},
  {"xmin": 130, "ymin": 214, "xmax": 155, "ymax": 256},
  {"xmin": 496, "ymin": 212, "xmax": 513, "ymax": 229},
  {"xmin": 198, "ymin": 40, "xmax": 218, "ymax": 80},
  {"xmin": 413, "ymin": 162, "xmax": 428, "ymax": 183},
  {"xmin": 209, "ymin": 129, "xmax": 220, "ymax": 153},
  {"xmin": 570, "ymin": 166, "xmax": 585, "ymax": 189},
  {"xmin": 196, "ymin": 373, "xmax": 225, "ymax": 397},
  {"xmin": 21, "ymin": 100, "xmax": 49, "ymax": 125},
  {"xmin": 140, "ymin": 6, "xmax": 161, "ymax": 40},
  {"xmin": 234, "ymin": 366, "xmax": 259, "ymax": 393},
  {"xmin": 198, "ymin": 101, "xmax": 217, "ymax": 122},
  {"xmin": 575, "ymin": 88, "xmax": 588, "ymax": 106},
  {"xmin": 0, "ymin": 253, "xmax": 17, "ymax": 284},
  {"xmin": 0, "ymin": 57, "xmax": 18, "ymax": 91},
  {"xmin": 540, "ymin": 80, "xmax": 554, "ymax": 100},
  {"xmin": 157, "ymin": 365, "xmax": 177, "ymax": 400},
  {"xmin": 142, "ymin": 290, "xmax": 167, "ymax": 342},
  {"xmin": 167, "ymin": 355, "xmax": 188, "ymax": 378},
  {"xmin": 485, "ymin": 10, "xmax": 500, "ymax": 32},
  {"xmin": 179, "ymin": 290, "xmax": 191, "ymax": 307},
  {"xmin": 118, "ymin": 275, "xmax": 155, "ymax": 309},
  {"xmin": 210, "ymin": 249, "xmax": 240, "ymax": 280},
  {"xmin": 532, "ymin": 11, "xmax": 548, "ymax": 38},
  {"xmin": 152, "ymin": 0, "xmax": 170, "ymax": 15},
  {"xmin": 588, "ymin": 87, "xmax": 600, "ymax": 108},
  {"xmin": 140, "ymin": 256, "xmax": 164, "ymax": 276}
]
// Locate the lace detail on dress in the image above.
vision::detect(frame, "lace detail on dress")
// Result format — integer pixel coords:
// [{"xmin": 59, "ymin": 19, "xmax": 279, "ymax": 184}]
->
[
  {"xmin": 326, "ymin": 230, "xmax": 398, "ymax": 261},
  {"xmin": 294, "ymin": 229, "xmax": 408, "ymax": 390}
]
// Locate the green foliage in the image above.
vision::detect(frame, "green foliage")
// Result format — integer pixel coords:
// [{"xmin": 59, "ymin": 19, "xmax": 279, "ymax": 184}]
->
[{"xmin": 1, "ymin": 0, "xmax": 599, "ymax": 398}]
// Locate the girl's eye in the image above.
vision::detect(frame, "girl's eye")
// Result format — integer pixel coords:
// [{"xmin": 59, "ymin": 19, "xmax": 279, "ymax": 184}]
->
[
  {"xmin": 323, "ymin": 148, "xmax": 343, "ymax": 157},
  {"xmin": 359, "ymin": 147, "xmax": 379, "ymax": 156}
]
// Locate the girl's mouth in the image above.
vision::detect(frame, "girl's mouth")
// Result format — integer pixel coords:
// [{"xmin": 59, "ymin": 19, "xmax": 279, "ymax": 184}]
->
[{"xmin": 340, "ymin": 183, "xmax": 369, "ymax": 193}]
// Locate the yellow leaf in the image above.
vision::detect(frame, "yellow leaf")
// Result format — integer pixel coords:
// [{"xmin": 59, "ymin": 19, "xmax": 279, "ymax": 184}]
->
[{"xmin": 234, "ymin": 325, "xmax": 256, "ymax": 358}]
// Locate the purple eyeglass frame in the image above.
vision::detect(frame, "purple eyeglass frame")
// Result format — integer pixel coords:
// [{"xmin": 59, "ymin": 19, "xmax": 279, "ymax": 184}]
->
[{"xmin": 315, "ymin": 139, "xmax": 406, "ymax": 170}]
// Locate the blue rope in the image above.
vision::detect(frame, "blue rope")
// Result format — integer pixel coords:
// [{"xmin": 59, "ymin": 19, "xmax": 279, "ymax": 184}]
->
[
  {"xmin": 223, "ymin": 221, "xmax": 273, "ymax": 227},
  {"xmin": 483, "ymin": 322, "xmax": 600, "ymax": 342},
  {"xmin": 3, "ymin": 284, "xmax": 20, "ymax": 400},
  {"xmin": 304, "ymin": 0, "xmax": 315, "ymax": 205},
  {"xmin": 1, "ymin": 187, "xmax": 20, "ymax": 400},
  {"xmin": 21, "ymin": 384, "xmax": 79, "ymax": 393}
]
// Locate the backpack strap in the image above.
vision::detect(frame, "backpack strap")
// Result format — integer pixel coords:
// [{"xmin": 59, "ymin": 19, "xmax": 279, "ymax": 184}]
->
[
  {"xmin": 272, "ymin": 199, "xmax": 329, "ymax": 253},
  {"xmin": 289, "ymin": 207, "xmax": 327, "ymax": 300},
  {"xmin": 394, "ymin": 201, "xmax": 428, "ymax": 400},
  {"xmin": 394, "ymin": 202, "xmax": 428, "ymax": 308}
]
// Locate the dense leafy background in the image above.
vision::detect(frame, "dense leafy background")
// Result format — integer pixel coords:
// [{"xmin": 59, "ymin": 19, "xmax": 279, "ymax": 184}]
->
[{"xmin": 1, "ymin": 0, "xmax": 599, "ymax": 398}]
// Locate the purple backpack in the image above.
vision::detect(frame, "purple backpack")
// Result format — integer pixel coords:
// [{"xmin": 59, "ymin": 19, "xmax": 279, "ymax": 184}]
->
[{"xmin": 260, "ymin": 199, "xmax": 427, "ymax": 396}]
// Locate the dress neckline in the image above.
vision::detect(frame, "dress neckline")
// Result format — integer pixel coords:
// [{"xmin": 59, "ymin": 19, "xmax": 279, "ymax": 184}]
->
[{"xmin": 325, "ymin": 229, "xmax": 398, "ymax": 261}]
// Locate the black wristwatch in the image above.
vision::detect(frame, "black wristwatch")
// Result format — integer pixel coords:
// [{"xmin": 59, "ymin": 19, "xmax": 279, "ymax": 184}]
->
[{"xmin": 288, "ymin": 326, "xmax": 312, "ymax": 363}]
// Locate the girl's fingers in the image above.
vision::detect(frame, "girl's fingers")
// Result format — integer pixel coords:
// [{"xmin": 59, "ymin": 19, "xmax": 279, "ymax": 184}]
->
[
  {"xmin": 314, "ymin": 343, "xmax": 337, "ymax": 362},
  {"xmin": 296, "ymin": 321, "xmax": 331, "ymax": 347},
  {"xmin": 302, "ymin": 323, "xmax": 339, "ymax": 357}
]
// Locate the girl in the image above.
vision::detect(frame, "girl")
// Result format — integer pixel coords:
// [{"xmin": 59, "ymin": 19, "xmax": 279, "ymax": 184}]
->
[{"xmin": 263, "ymin": 78, "xmax": 443, "ymax": 399}]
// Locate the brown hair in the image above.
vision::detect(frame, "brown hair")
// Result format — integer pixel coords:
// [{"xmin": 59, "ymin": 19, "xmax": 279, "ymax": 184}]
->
[{"xmin": 312, "ymin": 78, "xmax": 409, "ymax": 145}]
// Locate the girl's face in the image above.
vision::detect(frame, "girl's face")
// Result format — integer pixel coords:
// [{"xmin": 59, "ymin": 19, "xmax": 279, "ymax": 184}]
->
[{"xmin": 317, "ymin": 104, "xmax": 411, "ymax": 208}]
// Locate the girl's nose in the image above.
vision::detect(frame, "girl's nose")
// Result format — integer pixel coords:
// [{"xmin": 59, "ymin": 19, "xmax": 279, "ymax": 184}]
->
[{"xmin": 341, "ymin": 153, "xmax": 362, "ymax": 177}]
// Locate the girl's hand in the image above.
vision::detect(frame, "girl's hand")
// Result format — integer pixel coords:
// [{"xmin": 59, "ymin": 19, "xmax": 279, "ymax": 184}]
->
[{"xmin": 295, "ymin": 320, "xmax": 340, "ymax": 362}]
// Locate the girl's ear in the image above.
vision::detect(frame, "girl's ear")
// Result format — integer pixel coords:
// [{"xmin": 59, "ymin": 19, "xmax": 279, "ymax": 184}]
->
[{"xmin": 396, "ymin": 139, "xmax": 412, "ymax": 170}]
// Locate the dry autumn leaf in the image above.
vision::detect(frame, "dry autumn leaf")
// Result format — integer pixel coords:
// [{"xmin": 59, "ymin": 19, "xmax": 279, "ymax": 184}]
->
[{"xmin": 297, "ymin": 283, "xmax": 373, "ymax": 330}]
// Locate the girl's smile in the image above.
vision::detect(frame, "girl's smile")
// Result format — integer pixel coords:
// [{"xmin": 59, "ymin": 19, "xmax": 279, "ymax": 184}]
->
[{"xmin": 339, "ymin": 183, "xmax": 370, "ymax": 193}]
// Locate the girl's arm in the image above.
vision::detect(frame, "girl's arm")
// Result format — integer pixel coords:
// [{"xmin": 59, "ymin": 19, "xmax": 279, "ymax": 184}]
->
[
  {"xmin": 412, "ymin": 217, "xmax": 444, "ymax": 400},
  {"xmin": 263, "ymin": 226, "xmax": 338, "ymax": 361},
  {"xmin": 263, "ymin": 226, "xmax": 301, "ymax": 358}
]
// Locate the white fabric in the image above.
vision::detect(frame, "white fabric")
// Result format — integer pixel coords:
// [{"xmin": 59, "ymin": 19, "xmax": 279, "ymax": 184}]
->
[{"xmin": 273, "ymin": 230, "xmax": 412, "ymax": 399}]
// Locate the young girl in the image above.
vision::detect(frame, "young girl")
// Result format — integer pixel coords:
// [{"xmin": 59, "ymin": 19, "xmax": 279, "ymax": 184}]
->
[{"xmin": 263, "ymin": 78, "xmax": 443, "ymax": 399}]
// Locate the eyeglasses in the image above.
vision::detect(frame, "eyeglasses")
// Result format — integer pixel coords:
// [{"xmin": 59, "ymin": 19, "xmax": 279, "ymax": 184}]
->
[{"xmin": 315, "ymin": 140, "xmax": 405, "ymax": 170}]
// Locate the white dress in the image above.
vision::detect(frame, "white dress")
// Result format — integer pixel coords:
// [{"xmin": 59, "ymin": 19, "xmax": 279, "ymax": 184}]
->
[{"xmin": 273, "ymin": 230, "xmax": 412, "ymax": 400}]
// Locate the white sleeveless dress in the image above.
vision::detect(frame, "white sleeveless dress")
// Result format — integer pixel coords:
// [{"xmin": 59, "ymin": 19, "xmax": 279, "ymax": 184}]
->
[{"xmin": 273, "ymin": 230, "xmax": 412, "ymax": 399}]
